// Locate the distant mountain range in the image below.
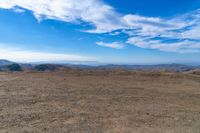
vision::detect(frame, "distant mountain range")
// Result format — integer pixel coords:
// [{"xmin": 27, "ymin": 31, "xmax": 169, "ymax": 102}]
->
[
  {"xmin": 97, "ymin": 64, "xmax": 199, "ymax": 72},
  {"xmin": 0, "ymin": 59, "xmax": 200, "ymax": 72},
  {"xmin": 0, "ymin": 59, "xmax": 14, "ymax": 66}
]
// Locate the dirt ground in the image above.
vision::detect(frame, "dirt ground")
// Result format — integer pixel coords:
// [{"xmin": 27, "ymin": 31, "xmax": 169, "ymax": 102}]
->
[{"xmin": 0, "ymin": 70, "xmax": 200, "ymax": 133}]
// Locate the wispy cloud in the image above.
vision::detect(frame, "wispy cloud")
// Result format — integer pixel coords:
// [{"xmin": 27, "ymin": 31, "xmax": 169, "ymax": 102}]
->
[
  {"xmin": 0, "ymin": 0, "xmax": 200, "ymax": 52},
  {"xmin": 0, "ymin": 46, "xmax": 95, "ymax": 62},
  {"xmin": 13, "ymin": 8, "xmax": 25, "ymax": 13},
  {"xmin": 96, "ymin": 41, "xmax": 124, "ymax": 49},
  {"xmin": 0, "ymin": 0, "xmax": 14, "ymax": 9},
  {"xmin": 0, "ymin": 0, "xmax": 125, "ymax": 33},
  {"xmin": 127, "ymin": 37, "xmax": 200, "ymax": 53}
]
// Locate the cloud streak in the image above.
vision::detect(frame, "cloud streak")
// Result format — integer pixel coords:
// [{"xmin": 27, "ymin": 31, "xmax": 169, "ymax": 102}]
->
[
  {"xmin": 127, "ymin": 37, "xmax": 200, "ymax": 53},
  {"xmin": 0, "ymin": 46, "xmax": 94, "ymax": 62},
  {"xmin": 96, "ymin": 41, "xmax": 124, "ymax": 49},
  {"xmin": 0, "ymin": 0, "xmax": 125, "ymax": 33},
  {"xmin": 0, "ymin": 0, "xmax": 200, "ymax": 52}
]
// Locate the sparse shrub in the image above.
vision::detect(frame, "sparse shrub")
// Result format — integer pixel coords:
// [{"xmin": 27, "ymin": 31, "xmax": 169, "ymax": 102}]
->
[
  {"xmin": 7, "ymin": 64, "xmax": 22, "ymax": 72},
  {"xmin": 192, "ymin": 70, "xmax": 200, "ymax": 75},
  {"xmin": 34, "ymin": 64, "xmax": 57, "ymax": 71}
]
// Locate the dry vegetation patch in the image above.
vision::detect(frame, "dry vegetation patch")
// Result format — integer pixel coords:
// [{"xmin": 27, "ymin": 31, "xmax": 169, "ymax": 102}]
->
[{"xmin": 0, "ymin": 70, "xmax": 200, "ymax": 133}]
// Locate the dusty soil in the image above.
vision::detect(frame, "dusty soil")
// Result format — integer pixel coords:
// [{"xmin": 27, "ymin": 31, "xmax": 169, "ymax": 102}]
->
[{"xmin": 0, "ymin": 70, "xmax": 200, "ymax": 133}]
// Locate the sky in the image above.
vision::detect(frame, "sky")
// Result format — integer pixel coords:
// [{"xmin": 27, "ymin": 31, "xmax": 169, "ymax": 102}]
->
[{"xmin": 0, "ymin": 0, "xmax": 200, "ymax": 64}]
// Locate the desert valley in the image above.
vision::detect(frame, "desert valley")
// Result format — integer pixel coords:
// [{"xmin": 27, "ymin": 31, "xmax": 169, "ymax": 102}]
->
[{"xmin": 0, "ymin": 61, "xmax": 200, "ymax": 132}]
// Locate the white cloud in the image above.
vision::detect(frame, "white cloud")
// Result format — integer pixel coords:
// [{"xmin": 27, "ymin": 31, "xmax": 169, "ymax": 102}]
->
[
  {"xmin": 0, "ymin": 0, "xmax": 14, "ymax": 9},
  {"xmin": 0, "ymin": 47, "xmax": 94, "ymax": 62},
  {"xmin": 127, "ymin": 37, "xmax": 200, "ymax": 53},
  {"xmin": 127, "ymin": 37, "xmax": 160, "ymax": 49},
  {"xmin": 0, "ymin": 0, "xmax": 200, "ymax": 53},
  {"xmin": 0, "ymin": 0, "xmax": 125, "ymax": 33},
  {"xmin": 181, "ymin": 25, "xmax": 200, "ymax": 39},
  {"xmin": 13, "ymin": 8, "xmax": 25, "ymax": 13},
  {"xmin": 124, "ymin": 9, "xmax": 200, "ymax": 53},
  {"xmin": 96, "ymin": 41, "xmax": 124, "ymax": 49}
]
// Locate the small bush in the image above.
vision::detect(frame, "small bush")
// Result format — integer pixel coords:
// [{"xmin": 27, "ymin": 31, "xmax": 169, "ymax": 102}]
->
[
  {"xmin": 34, "ymin": 64, "xmax": 57, "ymax": 71},
  {"xmin": 7, "ymin": 64, "xmax": 22, "ymax": 72},
  {"xmin": 192, "ymin": 70, "xmax": 200, "ymax": 75}
]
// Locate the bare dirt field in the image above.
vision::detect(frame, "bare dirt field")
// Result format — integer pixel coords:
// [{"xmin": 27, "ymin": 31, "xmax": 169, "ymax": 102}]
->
[{"xmin": 0, "ymin": 70, "xmax": 200, "ymax": 133}]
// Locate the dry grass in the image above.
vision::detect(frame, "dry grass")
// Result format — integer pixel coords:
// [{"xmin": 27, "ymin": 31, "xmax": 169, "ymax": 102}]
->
[{"xmin": 0, "ymin": 70, "xmax": 200, "ymax": 133}]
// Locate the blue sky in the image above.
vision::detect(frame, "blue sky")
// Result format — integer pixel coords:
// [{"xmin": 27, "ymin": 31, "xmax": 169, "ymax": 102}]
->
[{"xmin": 0, "ymin": 0, "xmax": 200, "ymax": 64}]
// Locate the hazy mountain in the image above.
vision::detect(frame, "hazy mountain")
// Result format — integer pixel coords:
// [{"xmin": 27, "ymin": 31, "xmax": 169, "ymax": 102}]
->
[
  {"xmin": 0, "ymin": 59, "xmax": 14, "ymax": 66},
  {"xmin": 97, "ymin": 64, "xmax": 198, "ymax": 72},
  {"xmin": 0, "ymin": 59, "xmax": 200, "ymax": 72}
]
